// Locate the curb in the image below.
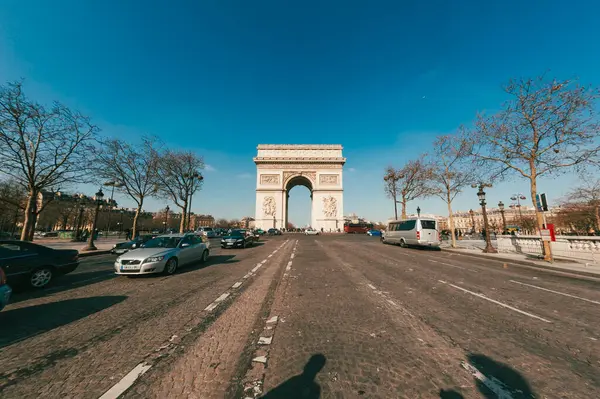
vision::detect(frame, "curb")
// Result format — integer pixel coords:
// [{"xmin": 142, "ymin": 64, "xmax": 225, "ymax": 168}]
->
[
  {"xmin": 78, "ymin": 250, "xmax": 112, "ymax": 257},
  {"xmin": 443, "ymin": 248, "xmax": 600, "ymax": 280}
]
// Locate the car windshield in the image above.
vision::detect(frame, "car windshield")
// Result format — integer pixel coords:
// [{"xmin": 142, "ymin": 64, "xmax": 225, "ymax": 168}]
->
[
  {"xmin": 229, "ymin": 230, "xmax": 244, "ymax": 237},
  {"xmin": 143, "ymin": 236, "xmax": 182, "ymax": 248}
]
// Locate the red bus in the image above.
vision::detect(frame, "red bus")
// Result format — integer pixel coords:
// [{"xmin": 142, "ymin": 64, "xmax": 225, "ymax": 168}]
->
[{"xmin": 344, "ymin": 222, "xmax": 373, "ymax": 234}]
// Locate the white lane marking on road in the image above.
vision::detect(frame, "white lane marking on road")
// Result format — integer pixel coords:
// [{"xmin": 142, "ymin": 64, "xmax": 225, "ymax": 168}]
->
[
  {"xmin": 438, "ymin": 280, "xmax": 551, "ymax": 323},
  {"xmin": 252, "ymin": 265, "xmax": 261, "ymax": 273},
  {"xmin": 510, "ymin": 280, "xmax": 600, "ymax": 305},
  {"xmin": 260, "ymin": 260, "xmax": 267, "ymax": 265},
  {"xmin": 367, "ymin": 284, "xmax": 377, "ymax": 290},
  {"xmin": 267, "ymin": 254, "xmax": 273, "ymax": 258},
  {"xmin": 258, "ymin": 336, "xmax": 273, "ymax": 345},
  {"xmin": 214, "ymin": 292, "xmax": 230, "ymax": 302},
  {"xmin": 461, "ymin": 362, "xmax": 515, "ymax": 399},
  {"xmin": 243, "ymin": 273, "xmax": 251, "ymax": 279},
  {"xmin": 266, "ymin": 315, "xmax": 278, "ymax": 324},
  {"xmin": 291, "ymin": 253, "xmax": 295, "ymax": 259},
  {"xmin": 204, "ymin": 302, "xmax": 219, "ymax": 312},
  {"xmin": 386, "ymin": 299, "xmax": 397, "ymax": 306},
  {"xmin": 429, "ymin": 259, "xmax": 466, "ymax": 270},
  {"xmin": 232, "ymin": 281, "xmax": 242, "ymax": 289},
  {"xmin": 99, "ymin": 362, "xmax": 152, "ymax": 399}
]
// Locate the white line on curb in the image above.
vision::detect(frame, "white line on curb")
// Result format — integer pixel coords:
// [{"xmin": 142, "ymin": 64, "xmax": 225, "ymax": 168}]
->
[
  {"xmin": 204, "ymin": 302, "xmax": 219, "ymax": 312},
  {"xmin": 367, "ymin": 284, "xmax": 377, "ymax": 290},
  {"xmin": 439, "ymin": 280, "xmax": 551, "ymax": 323},
  {"xmin": 214, "ymin": 292, "xmax": 230, "ymax": 302},
  {"xmin": 99, "ymin": 363, "xmax": 152, "ymax": 399},
  {"xmin": 509, "ymin": 280, "xmax": 600, "ymax": 305},
  {"xmin": 232, "ymin": 281, "xmax": 242, "ymax": 289}
]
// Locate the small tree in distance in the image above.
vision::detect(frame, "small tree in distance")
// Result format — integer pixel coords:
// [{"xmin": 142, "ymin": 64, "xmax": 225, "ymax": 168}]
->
[
  {"xmin": 156, "ymin": 150, "xmax": 204, "ymax": 233},
  {"xmin": 427, "ymin": 131, "xmax": 474, "ymax": 248},
  {"xmin": 470, "ymin": 75, "xmax": 600, "ymax": 260},
  {"xmin": 383, "ymin": 156, "xmax": 433, "ymax": 220},
  {"xmin": 93, "ymin": 137, "xmax": 160, "ymax": 238}
]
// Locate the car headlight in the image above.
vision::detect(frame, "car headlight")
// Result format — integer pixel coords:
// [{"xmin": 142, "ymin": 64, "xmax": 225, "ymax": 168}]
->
[
  {"xmin": 116, "ymin": 257, "xmax": 121, "ymax": 262},
  {"xmin": 113, "ymin": 244, "xmax": 117, "ymax": 248},
  {"xmin": 144, "ymin": 256, "xmax": 165, "ymax": 263},
  {"xmin": 236, "ymin": 239, "xmax": 243, "ymax": 242}
]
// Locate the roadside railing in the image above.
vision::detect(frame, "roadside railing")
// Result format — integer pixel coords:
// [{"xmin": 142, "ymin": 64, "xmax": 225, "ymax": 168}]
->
[{"xmin": 497, "ymin": 235, "xmax": 600, "ymax": 264}]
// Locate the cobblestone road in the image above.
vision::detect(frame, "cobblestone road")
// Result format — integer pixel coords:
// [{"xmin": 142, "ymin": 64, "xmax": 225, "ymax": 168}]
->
[{"xmin": 1, "ymin": 234, "xmax": 599, "ymax": 398}]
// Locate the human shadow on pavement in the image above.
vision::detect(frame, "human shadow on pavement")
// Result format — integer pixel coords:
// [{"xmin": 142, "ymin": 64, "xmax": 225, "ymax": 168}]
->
[
  {"xmin": 468, "ymin": 353, "xmax": 536, "ymax": 398},
  {"xmin": 0, "ymin": 295, "xmax": 127, "ymax": 348},
  {"xmin": 439, "ymin": 389, "xmax": 464, "ymax": 398},
  {"xmin": 260, "ymin": 353, "xmax": 326, "ymax": 399}
]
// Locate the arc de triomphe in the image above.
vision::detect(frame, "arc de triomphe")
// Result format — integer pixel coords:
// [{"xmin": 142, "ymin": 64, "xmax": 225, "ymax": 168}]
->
[{"xmin": 254, "ymin": 144, "xmax": 345, "ymax": 231}]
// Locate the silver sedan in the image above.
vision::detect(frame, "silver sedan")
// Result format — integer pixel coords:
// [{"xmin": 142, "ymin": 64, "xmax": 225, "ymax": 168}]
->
[{"xmin": 114, "ymin": 233, "xmax": 210, "ymax": 276}]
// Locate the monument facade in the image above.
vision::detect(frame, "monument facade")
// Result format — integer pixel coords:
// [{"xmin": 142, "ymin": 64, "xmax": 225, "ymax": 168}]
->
[{"xmin": 254, "ymin": 145, "xmax": 345, "ymax": 231}]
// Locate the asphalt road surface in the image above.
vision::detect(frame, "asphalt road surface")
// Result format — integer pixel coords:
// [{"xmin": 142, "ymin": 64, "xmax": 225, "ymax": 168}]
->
[{"xmin": 1, "ymin": 235, "xmax": 599, "ymax": 398}]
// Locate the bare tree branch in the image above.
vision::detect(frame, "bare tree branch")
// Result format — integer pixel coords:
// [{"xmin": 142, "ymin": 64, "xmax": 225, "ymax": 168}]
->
[{"xmin": 0, "ymin": 81, "xmax": 98, "ymax": 240}]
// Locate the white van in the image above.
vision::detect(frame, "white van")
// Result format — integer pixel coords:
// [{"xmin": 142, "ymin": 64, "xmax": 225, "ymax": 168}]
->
[{"xmin": 382, "ymin": 218, "xmax": 441, "ymax": 248}]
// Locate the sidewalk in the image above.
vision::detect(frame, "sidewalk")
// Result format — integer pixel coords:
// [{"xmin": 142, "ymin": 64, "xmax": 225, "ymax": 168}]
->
[
  {"xmin": 444, "ymin": 247, "xmax": 600, "ymax": 278},
  {"xmin": 32, "ymin": 238, "xmax": 123, "ymax": 254}
]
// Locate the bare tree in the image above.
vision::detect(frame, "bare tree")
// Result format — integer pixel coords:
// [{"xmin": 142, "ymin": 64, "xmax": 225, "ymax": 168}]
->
[
  {"xmin": 0, "ymin": 179, "xmax": 26, "ymax": 234},
  {"xmin": 156, "ymin": 150, "xmax": 204, "ymax": 233},
  {"xmin": 93, "ymin": 137, "xmax": 159, "ymax": 238},
  {"xmin": 216, "ymin": 218, "xmax": 229, "ymax": 228},
  {"xmin": 383, "ymin": 157, "xmax": 433, "ymax": 220},
  {"xmin": 427, "ymin": 132, "xmax": 474, "ymax": 248},
  {"xmin": 562, "ymin": 178, "xmax": 600, "ymax": 233},
  {"xmin": 0, "ymin": 81, "xmax": 98, "ymax": 240},
  {"xmin": 470, "ymin": 75, "xmax": 600, "ymax": 260}
]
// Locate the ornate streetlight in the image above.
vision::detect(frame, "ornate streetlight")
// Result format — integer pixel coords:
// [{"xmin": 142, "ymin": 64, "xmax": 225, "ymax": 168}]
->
[
  {"xmin": 164, "ymin": 205, "xmax": 170, "ymax": 233},
  {"xmin": 469, "ymin": 209, "xmax": 475, "ymax": 234},
  {"xmin": 472, "ymin": 183, "xmax": 497, "ymax": 253},
  {"xmin": 183, "ymin": 172, "xmax": 203, "ymax": 231},
  {"xmin": 83, "ymin": 189, "xmax": 104, "ymax": 251},
  {"xmin": 510, "ymin": 193, "xmax": 527, "ymax": 231},
  {"xmin": 71, "ymin": 193, "xmax": 86, "ymax": 242},
  {"xmin": 103, "ymin": 180, "xmax": 124, "ymax": 235},
  {"xmin": 498, "ymin": 201, "xmax": 507, "ymax": 234}
]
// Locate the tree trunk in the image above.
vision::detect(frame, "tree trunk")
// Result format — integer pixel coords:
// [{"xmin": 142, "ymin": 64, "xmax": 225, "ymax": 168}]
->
[
  {"xmin": 132, "ymin": 198, "xmax": 143, "ymax": 238},
  {"xmin": 401, "ymin": 195, "xmax": 407, "ymax": 220},
  {"xmin": 21, "ymin": 192, "xmax": 37, "ymax": 241},
  {"xmin": 529, "ymin": 174, "xmax": 552, "ymax": 261},
  {"xmin": 446, "ymin": 191, "xmax": 457, "ymax": 248},
  {"xmin": 178, "ymin": 200, "xmax": 188, "ymax": 233}
]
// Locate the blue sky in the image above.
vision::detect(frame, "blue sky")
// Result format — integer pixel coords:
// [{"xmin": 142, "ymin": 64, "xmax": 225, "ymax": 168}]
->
[{"xmin": 1, "ymin": 0, "xmax": 599, "ymax": 226}]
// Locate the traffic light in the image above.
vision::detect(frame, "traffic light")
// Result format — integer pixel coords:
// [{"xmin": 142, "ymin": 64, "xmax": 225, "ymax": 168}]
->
[{"xmin": 540, "ymin": 193, "xmax": 548, "ymax": 212}]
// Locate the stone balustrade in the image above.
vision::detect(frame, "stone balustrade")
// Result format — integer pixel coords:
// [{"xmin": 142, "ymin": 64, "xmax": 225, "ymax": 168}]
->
[{"xmin": 497, "ymin": 235, "xmax": 600, "ymax": 263}]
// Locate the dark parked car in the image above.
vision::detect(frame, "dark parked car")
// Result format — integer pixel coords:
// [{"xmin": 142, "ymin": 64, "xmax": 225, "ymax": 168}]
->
[
  {"xmin": 0, "ymin": 267, "xmax": 11, "ymax": 311},
  {"xmin": 111, "ymin": 234, "xmax": 156, "ymax": 254},
  {"xmin": 221, "ymin": 230, "xmax": 254, "ymax": 249},
  {"xmin": 0, "ymin": 240, "xmax": 80, "ymax": 289},
  {"xmin": 267, "ymin": 228, "xmax": 282, "ymax": 236}
]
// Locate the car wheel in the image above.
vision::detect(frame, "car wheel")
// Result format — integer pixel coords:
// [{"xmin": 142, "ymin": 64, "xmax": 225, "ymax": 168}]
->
[
  {"xmin": 163, "ymin": 258, "xmax": 178, "ymax": 275},
  {"xmin": 30, "ymin": 267, "xmax": 53, "ymax": 289},
  {"xmin": 242, "ymin": 241, "xmax": 246, "ymax": 249},
  {"xmin": 399, "ymin": 240, "xmax": 407, "ymax": 248},
  {"xmin": 201, "ymin": 250, "xmax": 209, "ymax": 263}
]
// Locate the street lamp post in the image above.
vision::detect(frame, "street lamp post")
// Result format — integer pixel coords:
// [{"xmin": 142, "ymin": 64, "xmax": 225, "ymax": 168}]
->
[
  {"xmin": 498, "ymin": 201, "xmax": 507, "ymax": 234},
  {"xmin": 186, "ymin": 173, "xmax": 203, "ymax": 231},
  {"xmin": 83, "ymin": 189, "xmax": 104, "ymax": 251},
  {"xmin": 103, "ymin": 181, "xmax": 124, "ymax": 236},
  {"xmin": 469, "ymin": 209, "xmax": 475, "ymax": 234},
  {"xmin": 71, "ymin": 194, "xmax": 86, "ymax": 242},
  {"xmin": 510, "ymin": 194, "xmax": 527, "ymax": 231},
  {"xmin": 273, "ymin": 214, "xmax": 276, "ymax": 229},
  {"xmin": 164, "ymin": 205, "xmax": 170, "ymax": 233},
  {"xmin": 417, "ymin": 206, "xmax": 421, "ymax": 218},
  {"xmin": 472, "ymin": 183, "xmax": 497, "ymax": 253}
]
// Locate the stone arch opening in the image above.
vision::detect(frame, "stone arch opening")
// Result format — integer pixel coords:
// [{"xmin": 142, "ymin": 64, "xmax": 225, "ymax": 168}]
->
[{"xmin": 285, "ymin": 175, "xmax": 313, "ymax": 229}]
